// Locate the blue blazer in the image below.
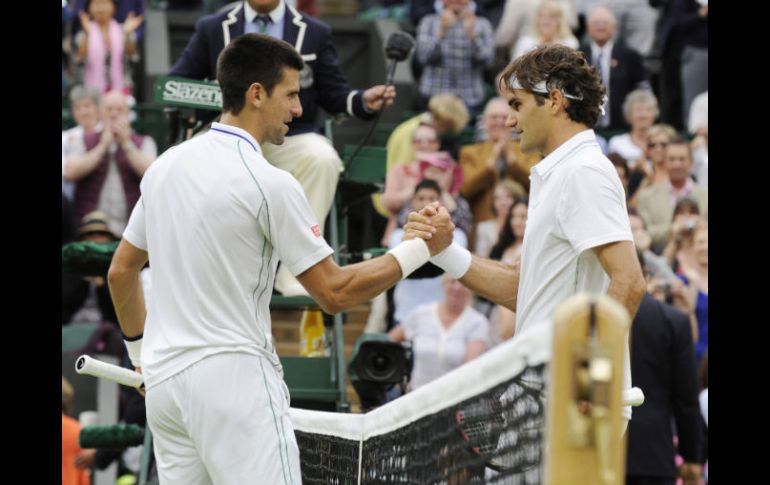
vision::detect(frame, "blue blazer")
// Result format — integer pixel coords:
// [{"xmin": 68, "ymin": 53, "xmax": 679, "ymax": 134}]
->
[
  {"xmin": 626, "ymin": 294, "xmax": 703, "ymax": 478},
  {"xmin": 579, "ymin": 40, "xmax": 648, "ymax": 131},
  {"xmin": 170, "ymin": 2, "xmax": 374, "ymax": 135}
]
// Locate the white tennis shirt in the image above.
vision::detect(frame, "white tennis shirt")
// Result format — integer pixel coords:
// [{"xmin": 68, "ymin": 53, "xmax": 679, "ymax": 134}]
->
[
  {"xmin": 123, "ymin": 123, "xmax": 333, "ymax": 389},
  {"xmin": 515, "ymin": 129, "xmax": 634, "ymax": 418}
]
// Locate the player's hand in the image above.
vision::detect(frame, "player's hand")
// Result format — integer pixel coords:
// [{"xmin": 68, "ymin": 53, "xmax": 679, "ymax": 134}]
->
[
  {"xmin": 134, "ymin": 366, "xmax": 146, "ymax": 397},
  {"xmin": 403, "ymin": 202, "xmax": 439, "ymax": 241},
  {"xmin": 423, "ymin": 203, "xmax": 455, "ymax": 255}
]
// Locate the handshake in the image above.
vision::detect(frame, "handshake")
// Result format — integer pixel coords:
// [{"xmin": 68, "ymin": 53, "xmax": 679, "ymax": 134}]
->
[
  {"xmin": 403, "ymin": 201, "xmax": 455, "ymax": 255},
  {"xmin": 389, "ymin": 201, "xmax": 472, "ymax": 281}
]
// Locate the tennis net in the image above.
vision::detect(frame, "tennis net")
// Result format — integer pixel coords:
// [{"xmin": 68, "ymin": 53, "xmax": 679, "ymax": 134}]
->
[{"xmin": 290, "ymin": 323, "xmax": 551, "ymax": 484}]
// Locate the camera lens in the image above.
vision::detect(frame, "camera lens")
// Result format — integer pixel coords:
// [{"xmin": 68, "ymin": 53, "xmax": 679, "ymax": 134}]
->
[{"xmin": 372, "ymin": 354, "xmax": 389, "ymax": 372}]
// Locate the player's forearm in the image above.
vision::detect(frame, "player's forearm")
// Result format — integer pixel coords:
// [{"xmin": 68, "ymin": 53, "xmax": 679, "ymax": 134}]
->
[
  {"xmin": 460, "ymin": 256, "xmax": 519, "ymax": 312},
  {"xmin": 317, "ymin": 257, "xmax": 403, "ymax": 314},
  {"xmin": 107, "ymin": 267, "xmax": 147, "ymax": 338},
  {"xmin": 606, "ymin": 272, "xmax": 645, "ymax": 322}
]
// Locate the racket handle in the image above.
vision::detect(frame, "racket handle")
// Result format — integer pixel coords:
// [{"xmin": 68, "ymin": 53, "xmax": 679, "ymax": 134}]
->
[{"xmin": 622, "ymin": 387, "xmax": 644, "ymax": 407}]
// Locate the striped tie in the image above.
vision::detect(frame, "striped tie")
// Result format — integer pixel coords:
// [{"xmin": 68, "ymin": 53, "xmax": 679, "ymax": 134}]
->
[
  {"xmin": 255, "ymin": 15, "xmax": 271, "ymax": 34},
  {"xmin": 594, "ymin": 48, "xmax": 604, "ymax": 82}
]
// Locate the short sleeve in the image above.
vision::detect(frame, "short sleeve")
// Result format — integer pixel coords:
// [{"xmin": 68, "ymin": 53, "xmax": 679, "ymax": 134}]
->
[
  {"xmin": 557, "ymin": 164, "xmax": 632, "ymax": 254},
  {"xmin": 268, "ymin": 176, "xmax": 333, "ymax": 276},
  {"xmin": 123, "ymin": 197, "xmax": 148, "ymax": 250}
]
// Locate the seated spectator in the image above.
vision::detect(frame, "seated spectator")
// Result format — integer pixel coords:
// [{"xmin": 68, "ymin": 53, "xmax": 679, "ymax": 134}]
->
[
  {"xmin": 383, "ymin": 93, "xmax": 470, "ymax": 213},
  {"xmin": 75, "ymin": 0, "xmax": 144, "ymax": 94},
  {"xmin": 73, "ymin": 0, "xmax": 146, "ymax": 41},
  {"xmin": 459, "ymin": 97, "xmax": 538, "ymax": 246},
  {"xmin": 64, "ymin": 90, "xmax": 156, "ymax": 235},
  {"xmin": 389, "ymin": 274, "xmax": 489, "ymax": 391},
  {"xmin": 415, "ymin": 0, "xmax": 494, "ymax": 115},
  {"xmin": 661, "ymin": 197, "xmax": 704, "ymax": 271},
  {"xmin": 608, "ymin": 90, "xmax": 659, "ymax": 170},
  {"xmin": 510, "ymin": 0, "xmax": 578, "ymax": 60},
  {"xmin": 487, "ymin": 199, "xmax": 528, "ymax": 343},
  {"xmin": 63, "ymin": 212, "xmax": 120, "ymax": 333},
  {"xmin": 494, "ymin": 0, "xmax": 577, "ymax": 70},
  {"xmin": 396, "ymin": 151, "xmax": 473, "ymax": 236},
  {"xmin": 636, "ymin": 137, "xmax": 707, "ymax": 252},
  {"xmin": 473, "ymin": 180, "xmax": 525, "ymax": 258},
  {"xmin": 489, "ymin": 199, "xmax": 528, "ymax": 265},
  {"xmin": 676, "ymin": 224, "xmax": 708, "ymax": 363},
  {"xmin": 381, "ymin": 124, "xmax": 442, "ymax": 246},
  {"xmin": 383, "ymin": 124, "xmax": 442, "ymax": 216},
  {"xmin": 63, "ymin": 86, "xmax": 102, "ymax": 200},
  {"xmin": 628, "ymin": 123, "xmax": 678, "ymax": 207}
]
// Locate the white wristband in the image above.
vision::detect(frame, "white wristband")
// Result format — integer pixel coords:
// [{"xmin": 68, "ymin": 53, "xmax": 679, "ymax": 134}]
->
[
  {"xmin": 430, "ymin": 241, "xmax": 472, "ymax": 279},
  {"xmin": 124, "ymin": 338, "xmax": 143, "ymax": 367},
  {"xmin": 388, "ymin": 238, "xmax": 431, "ymax": 280}
]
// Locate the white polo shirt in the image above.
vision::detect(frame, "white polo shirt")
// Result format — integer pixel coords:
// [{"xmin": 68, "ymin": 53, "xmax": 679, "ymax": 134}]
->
[
  {"xmin": 123, "ymin": 123, "xmax": 333, "ymax": 389},
  {"xmin": 515, "ymin": 129, "xmax": 633, "ymax": 418}
]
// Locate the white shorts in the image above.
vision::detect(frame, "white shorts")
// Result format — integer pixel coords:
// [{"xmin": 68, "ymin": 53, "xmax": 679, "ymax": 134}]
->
[{"xmin": 146, "ymin": 352, "xmax": 301, "ymax": 485}]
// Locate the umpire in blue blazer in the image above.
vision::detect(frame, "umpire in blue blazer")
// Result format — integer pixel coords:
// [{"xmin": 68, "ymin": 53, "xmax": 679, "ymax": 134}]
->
[{"xmin": 171, "ymin": 0, "xmax": 396, "ymax": 296}]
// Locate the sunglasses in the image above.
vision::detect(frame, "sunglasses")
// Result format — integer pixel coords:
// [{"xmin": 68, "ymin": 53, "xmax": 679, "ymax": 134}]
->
[{"xmin": 647, "ymin": 141, "xmax": 668, "ymax": 149}]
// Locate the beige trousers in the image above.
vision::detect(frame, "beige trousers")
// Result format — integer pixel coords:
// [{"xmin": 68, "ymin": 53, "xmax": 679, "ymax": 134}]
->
[{"xmin": 262, "ymin": 132, "xmax": 342, "ymax": 235}]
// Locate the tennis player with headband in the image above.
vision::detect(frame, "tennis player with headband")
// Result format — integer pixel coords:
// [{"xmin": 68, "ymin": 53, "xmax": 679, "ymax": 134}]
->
[
  {"xmin": 107, "ymin": 33, "xmax": 452, "ymax": 485},
  {"xmin": 405, "ymin": 44, "xmax": 646, "ymax": 433}
]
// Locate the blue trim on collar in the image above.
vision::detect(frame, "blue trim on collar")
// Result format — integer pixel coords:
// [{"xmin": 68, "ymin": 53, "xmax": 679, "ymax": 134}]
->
[{"xmin": 210, "ymin": 126, "xmax": 259, "ymax": 153}]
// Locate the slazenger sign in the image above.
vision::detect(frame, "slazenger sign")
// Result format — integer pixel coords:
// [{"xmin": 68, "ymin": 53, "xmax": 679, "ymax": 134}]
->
[{"xmin": 155, "ymin": 77, "xmax": 222, "ymax": 110}]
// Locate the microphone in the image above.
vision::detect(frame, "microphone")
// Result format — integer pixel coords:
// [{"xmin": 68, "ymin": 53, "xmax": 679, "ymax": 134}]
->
[
  {"xmin": 384, "ymin": 31, "xmax": 415, "ymax": 62},
  {"xmin": 383, "ymin": 32, "xmax": 415, "ymax": 87},
  {"xmin": 344, "ymin": 32, "xmax": 415, "ymax": 172}
]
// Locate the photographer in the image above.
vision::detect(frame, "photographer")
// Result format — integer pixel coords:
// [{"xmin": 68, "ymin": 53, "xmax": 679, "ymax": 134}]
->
[{"xmin": 661, "ymin": 197, "xmax": 703, "ymax": 273}]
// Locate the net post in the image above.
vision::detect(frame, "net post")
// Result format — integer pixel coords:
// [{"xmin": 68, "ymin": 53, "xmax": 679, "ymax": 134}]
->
[{"xmin": 545, "ymin": 293, "xmax": 630, "ymax": 485}]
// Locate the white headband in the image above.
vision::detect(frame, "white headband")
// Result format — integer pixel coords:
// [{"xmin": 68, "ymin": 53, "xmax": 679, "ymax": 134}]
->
[{"xmin": 508, "ymin": 76, "xmax": 608, "ymax": 116}]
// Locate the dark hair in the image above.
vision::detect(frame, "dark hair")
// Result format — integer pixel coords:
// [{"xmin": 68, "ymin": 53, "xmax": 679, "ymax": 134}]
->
[
  {"xmin": 489, "ymin": 199, "xmax": 528, "ymax": 261},
  {"xmin": 414, "ymin": 178, "xmax": 442, "ymax": 196},
  {"xmin": 498, "ymin": 44, "xmax": 606, "ymax": 127},
  {"xmin": 217, "ymin": 33, "xmax": 304, "ymax": 114},
  {"xmin": 85, "ymin": 0, "xmax": 117, "ymax": 11},
  {"xmin": 665, "ymin": 135, "xmax": 693, "ymax": 161},
  {"xmin": 672, "ymin": 196, "xmax": 701, "ymax": 219},
  {"xmin": 607, "ymin": 152, "xmax": 629, "ymax": 177},
  {"xmin": 699, "ymin": 352, "xmax": 708, "ymax": 389}
]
